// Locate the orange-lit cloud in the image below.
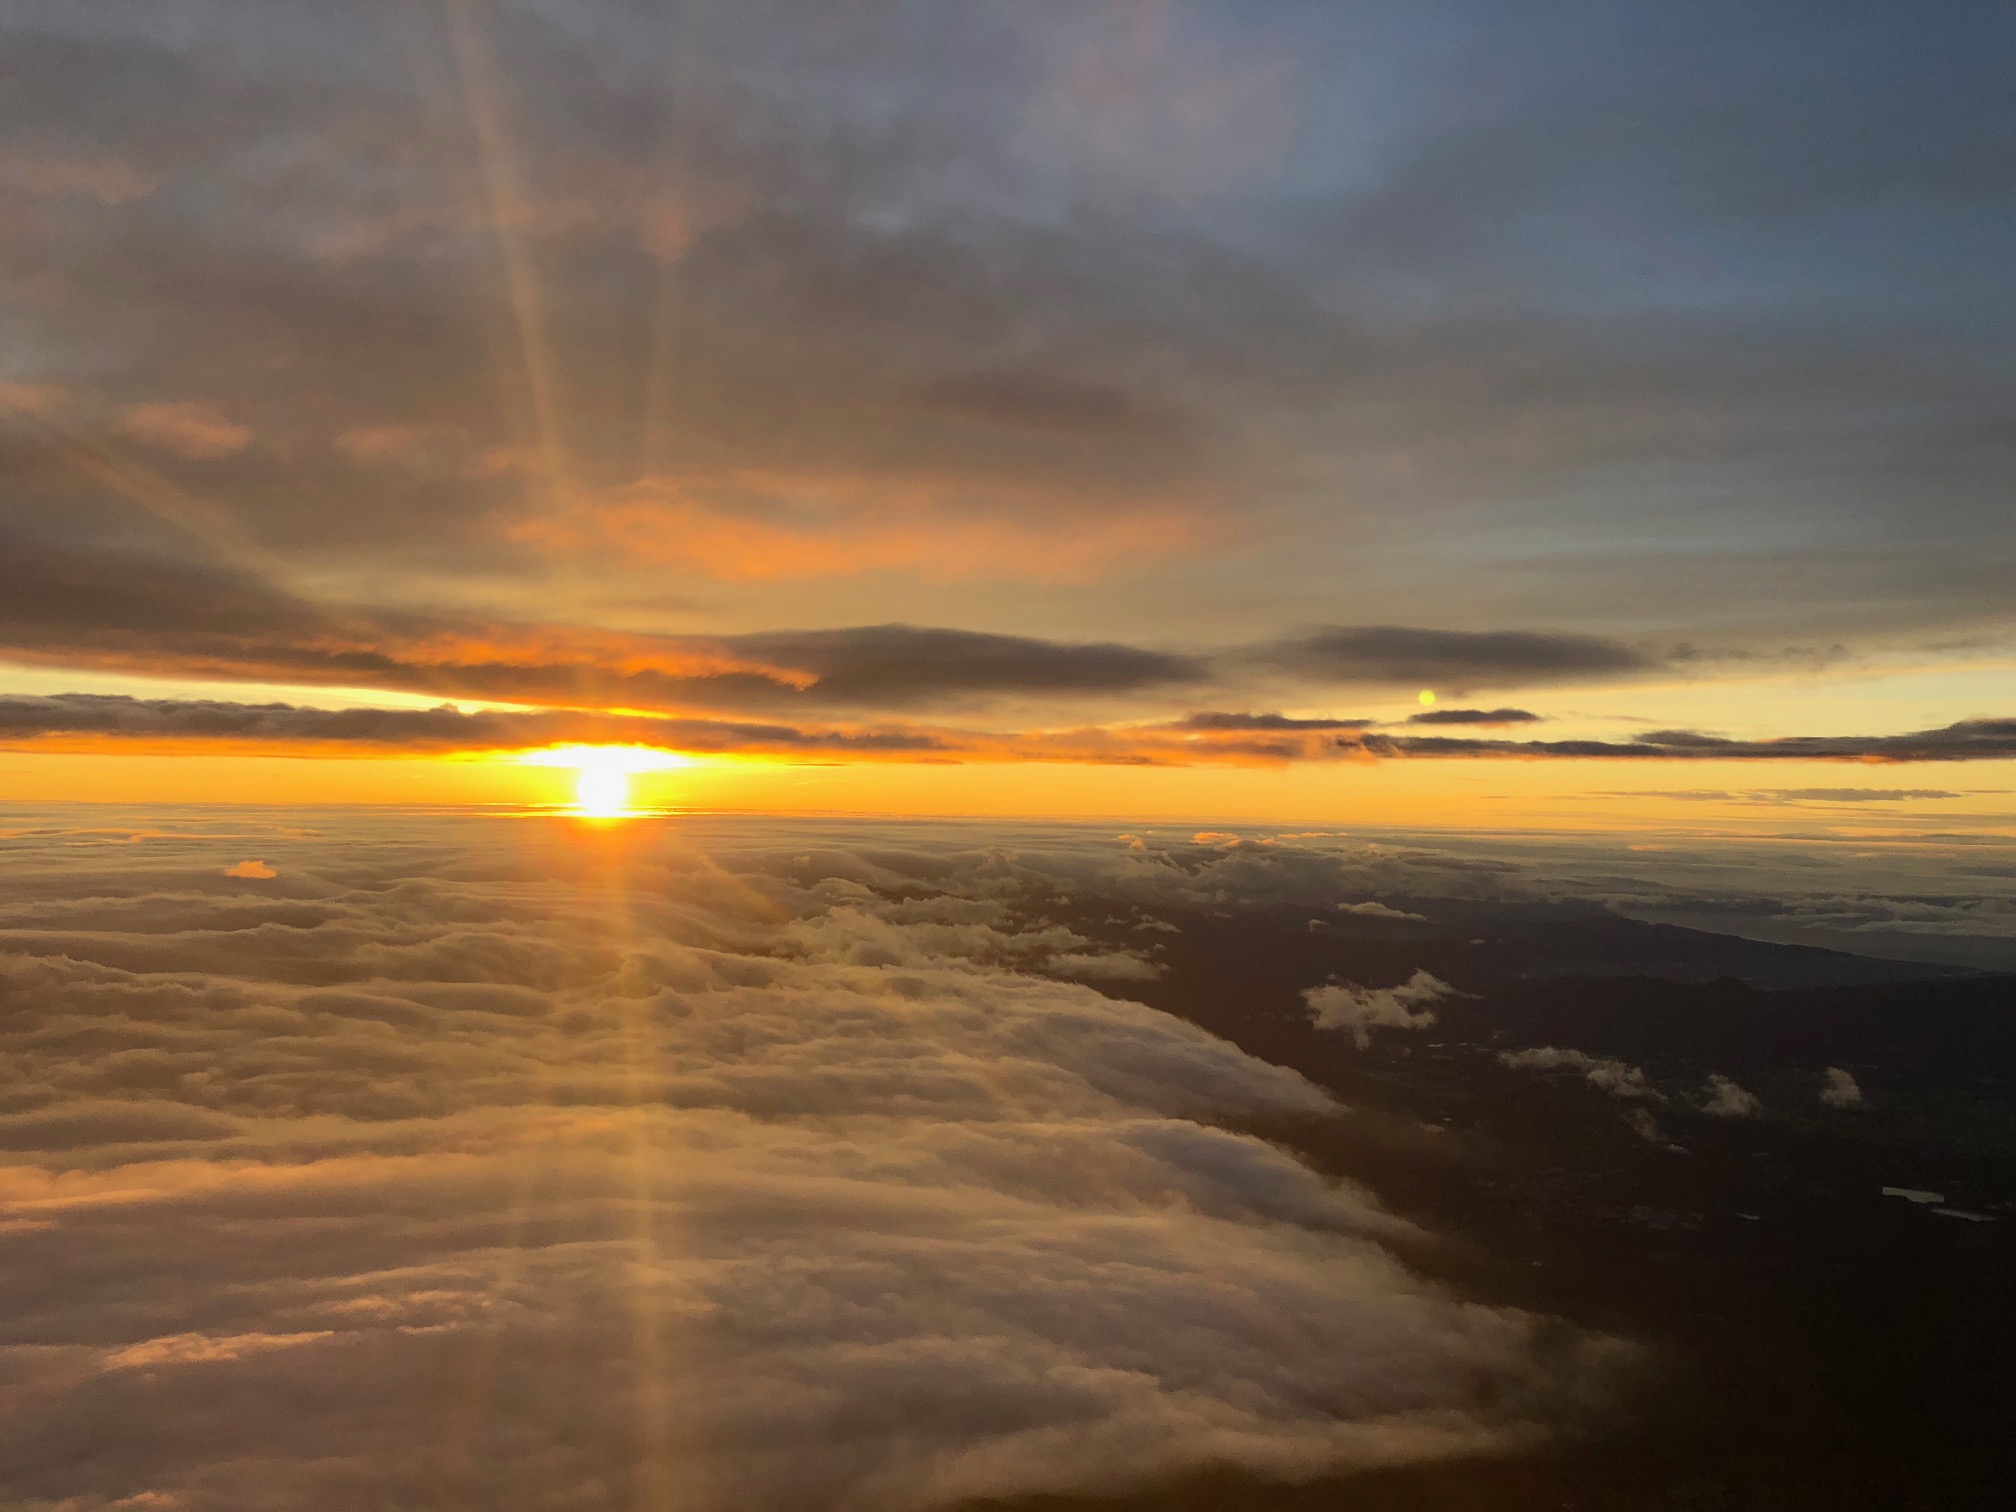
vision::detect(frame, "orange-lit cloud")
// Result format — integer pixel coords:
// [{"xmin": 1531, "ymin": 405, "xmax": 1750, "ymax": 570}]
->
[
  {"xmin": 119, "ymin": 402, "xmax": 254, "ymax": 460},
  {"xmin": 509, "ymin": 471, "xmax": 1204, "ymax": 583},
  {"xmin": 0, "ymin": 381, "xmax": 69, "ymax": 416},
  {"xmin": 333, "ymin": 422, "xmax": 465, "ymax": 464},
  {"xmin": 0, "ymin": 146, "xmax": 153, "ymax": 204}
]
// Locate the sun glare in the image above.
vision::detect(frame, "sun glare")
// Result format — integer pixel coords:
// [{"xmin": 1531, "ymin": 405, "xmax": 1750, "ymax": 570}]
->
[
  {"xmin": 513, "ymin": 745, "xmax": 693, "ymax": 817},
  {"xmin": 573, "ymin": 763, "xmax": 630, "ymax": 817}
]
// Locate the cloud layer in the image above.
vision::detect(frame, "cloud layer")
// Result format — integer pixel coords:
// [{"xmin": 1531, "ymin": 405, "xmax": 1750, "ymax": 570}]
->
[{"xmin": 0, "ymin": 812, "xmax": 1617, "ymax": 1510}]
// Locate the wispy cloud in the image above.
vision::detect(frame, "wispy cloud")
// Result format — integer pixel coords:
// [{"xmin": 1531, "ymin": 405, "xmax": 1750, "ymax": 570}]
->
[{"xmin": 118, "ymin": 402, "xmax": 253, "ymax": 460}]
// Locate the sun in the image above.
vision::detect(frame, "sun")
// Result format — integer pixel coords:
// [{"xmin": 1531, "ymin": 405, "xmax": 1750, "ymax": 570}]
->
[
  {"xmin": 513, "ymin": 745, "xmax": 693, "ymax": 818},
  {"xmin": 573, "ymin": 762, "xmax": 631, "ymax": 818}
]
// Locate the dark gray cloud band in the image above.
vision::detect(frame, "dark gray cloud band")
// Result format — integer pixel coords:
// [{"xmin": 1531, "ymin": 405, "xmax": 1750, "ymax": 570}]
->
[
  {"xmin": 0, "ymin": 532, "xmax": 1690, "ymax": 718},
  {"xmin": 1258, "ymin": 628, "xmax": 1657, "ymax": 688},
  {"xmin": 1179, "ymin": 712, "xmax": 1373, "ymax": 732},
  {"xmin": 8, "ymin": 693, "xmax": 2016, "ymax": 769},
  {"xmin": 0, "ymin": 532, "xmax": 1200, "ymax": 713},
  {"xmin": 0, "ymin": 693, "xmax": 947, "ymax": 757},
  {"xmin": 1406, "ymin": 708, "xmax": 1543, "ymax": 726},
  {"xmin": 1366, "ymin": 720, "xmax": 2016, "ymax": 764}
]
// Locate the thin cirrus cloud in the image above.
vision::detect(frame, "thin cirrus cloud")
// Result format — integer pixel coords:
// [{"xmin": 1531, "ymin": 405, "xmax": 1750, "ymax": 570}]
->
[{"xmin": 1626, "ymin": 788, "xmax": 1982, "ymax": 806}]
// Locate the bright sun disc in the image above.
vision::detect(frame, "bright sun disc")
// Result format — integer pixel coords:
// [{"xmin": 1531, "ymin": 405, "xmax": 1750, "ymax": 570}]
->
[
  {"xmin": 511, "ymin": 745, "xmax": 693, "ymax": 818},
  {"xmin": 574, "ymin": 764, "xmax": 631, "ymax": 818}
]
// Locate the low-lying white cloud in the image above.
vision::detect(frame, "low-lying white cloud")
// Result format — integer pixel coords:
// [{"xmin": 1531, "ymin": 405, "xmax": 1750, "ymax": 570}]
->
[
  {"xmin": 1820, "ymin": 1066, "xmax": 1865, "ymax": 1109},
  {"xmin": 1701, "ymin": 1074, "xmax": 1763, "ymax": 1118},
  {"xmin": 1304, "ymin": 969, "xmax": 1458, "ymax": 1049},
  {"xmin": 1498, "ymin": 1047, "xmax": 1661, "ymax": 1101},
  {"xmin": 1337, "ymin": 900, "xmax": 1429, "ymax": 922},
  {"xmin": 0, "ymin": 811, "xmax": 1619, "ymax": 1511}
]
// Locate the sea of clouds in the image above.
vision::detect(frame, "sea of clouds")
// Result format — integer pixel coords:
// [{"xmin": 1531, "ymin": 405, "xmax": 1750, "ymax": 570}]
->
[{"xmin": 0, "ymin": 810, "xmax": 1626, "ymax": 1511}]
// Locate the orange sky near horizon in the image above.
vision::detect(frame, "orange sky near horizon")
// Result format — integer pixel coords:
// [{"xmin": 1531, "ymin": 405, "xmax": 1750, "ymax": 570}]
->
[{"xmin": 5, "ymin": 747, "xmax": 2012, "ymax": 846}]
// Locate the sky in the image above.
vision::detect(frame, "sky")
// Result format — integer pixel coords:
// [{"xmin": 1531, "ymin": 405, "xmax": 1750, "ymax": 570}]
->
[{"xmin": 2, "ymin": 0, "xmax": 2013, "ymax": 829}]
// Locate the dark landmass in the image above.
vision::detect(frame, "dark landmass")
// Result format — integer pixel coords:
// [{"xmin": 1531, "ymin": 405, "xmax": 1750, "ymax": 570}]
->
[
  {"xmin": 1620, "ymin": 907, "xmax": 2016, "ymax": 976},
  {"xmin": 948, "ymin": 891, "xmax": 2016, "ymax": 1512}
]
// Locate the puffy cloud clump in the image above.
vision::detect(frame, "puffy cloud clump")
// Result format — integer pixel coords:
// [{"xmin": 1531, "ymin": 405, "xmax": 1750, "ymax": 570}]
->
[
  {"xmin": 1498, "ymin": 1047, "xmax": 1662, "ymax": 1101},
  {"xmin": 1819, "ymin": 1066, "xmax": 1866, "ymax": 1109},
  {"xmin": 1303, "ymin": 969, "xmax": 1459, "ymax": 1049},
  {"xmin": 0, "ymin": 811, "xmax": 1620, "ymax": 1511},
  {"xmin": 1337, "ymin": 900, "xmax": 1429, "ymax": 922},
  {"xmin": 1701, "ymin": 1074, "xmax": 1764, "ymax": 1118}
]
